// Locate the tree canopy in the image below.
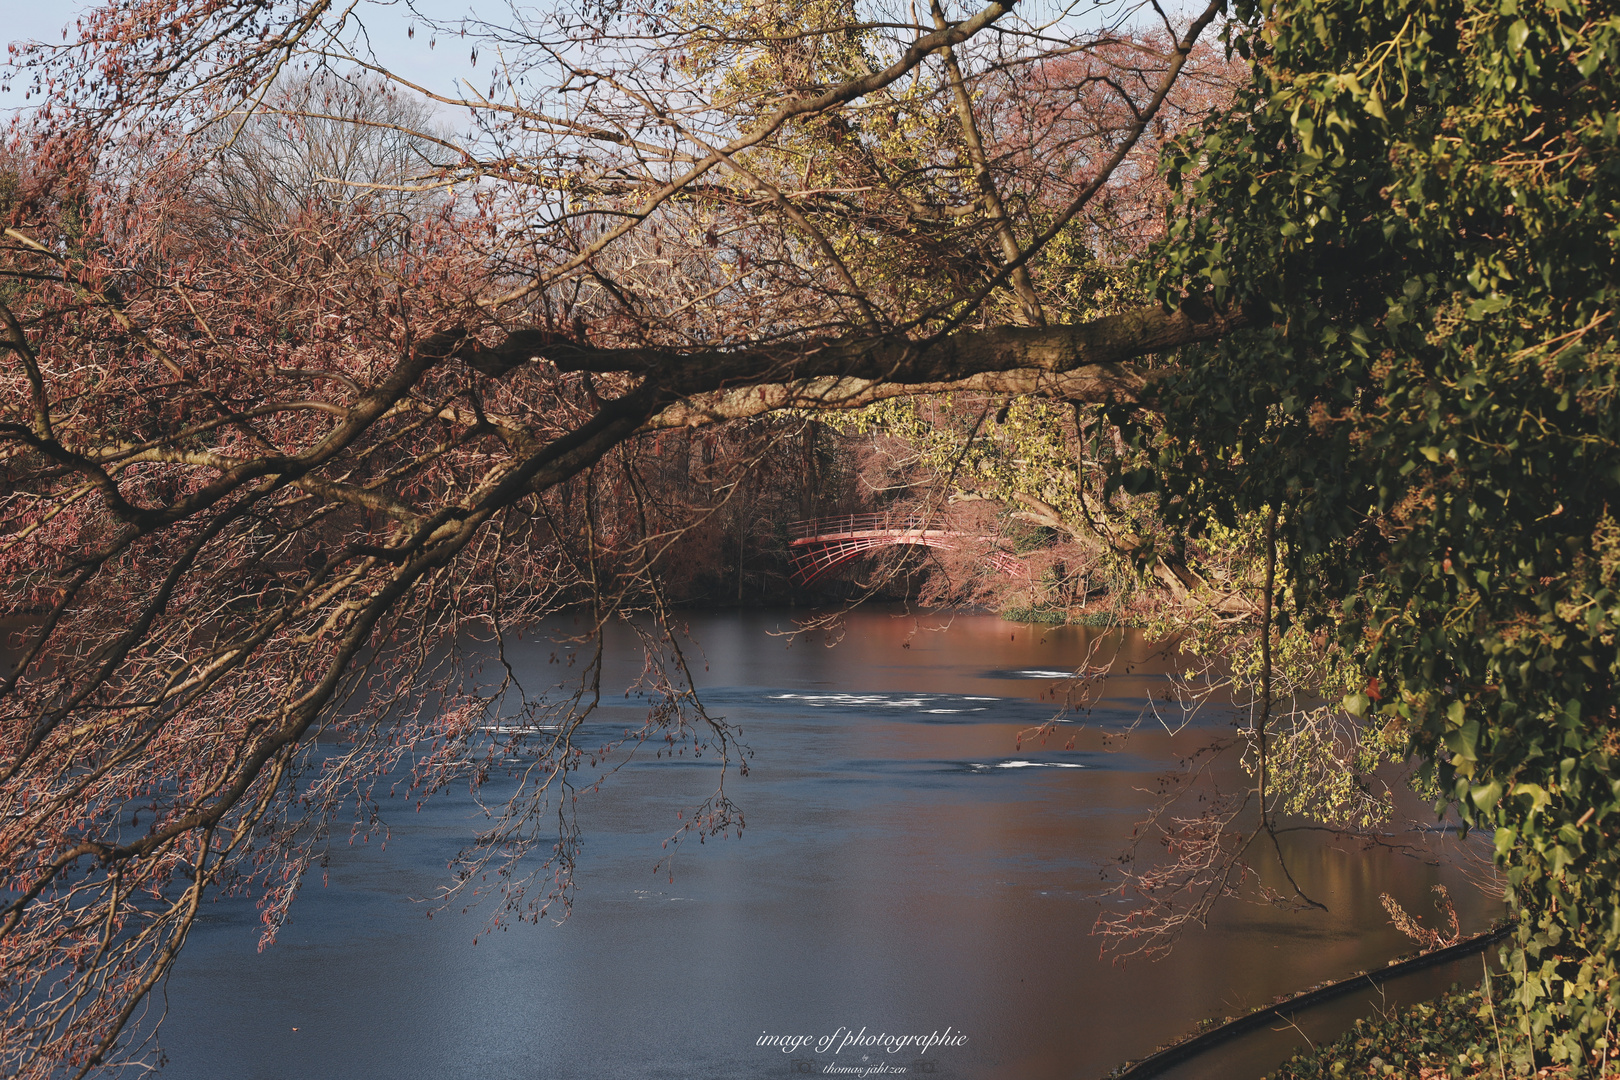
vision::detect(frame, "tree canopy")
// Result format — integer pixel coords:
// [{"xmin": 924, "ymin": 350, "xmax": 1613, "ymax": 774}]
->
[
  {"xmin": 1147, "ymin": 0, "xmax": 1620, "ymax": 1064},
  {"xmin": 1, "ymin": 0, "xmax": 1616, "ymax": 1074}
]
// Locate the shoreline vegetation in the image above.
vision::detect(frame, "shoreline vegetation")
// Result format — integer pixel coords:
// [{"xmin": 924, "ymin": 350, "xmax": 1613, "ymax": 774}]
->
[{"xmin": 1269, "ymin": 982, "xmax": 1620, "ymax": 1080}]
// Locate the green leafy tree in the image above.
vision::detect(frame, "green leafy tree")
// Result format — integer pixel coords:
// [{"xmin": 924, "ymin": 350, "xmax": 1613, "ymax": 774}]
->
[{"xmin": 1147, "ymin": 0, "xmax": 1620, "ymax": 1065}]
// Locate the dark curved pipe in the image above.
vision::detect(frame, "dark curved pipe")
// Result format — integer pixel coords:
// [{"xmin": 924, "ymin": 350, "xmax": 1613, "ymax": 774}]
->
[{"xmin": 1103, "ymin": 925, "xmax": 1513, "ymax": 1080}]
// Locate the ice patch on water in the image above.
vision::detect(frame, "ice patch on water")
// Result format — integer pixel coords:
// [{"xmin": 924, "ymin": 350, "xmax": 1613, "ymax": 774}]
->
[
  {"xmin": 479, "ymin": 723, "xmax": 562, "ymax": 734},
  {"xmin": 1017, "ymin": 669, "xmax": 1076, "ymax": 679},
  {"xmin": 768, "ymin": 692, "xmax": 929, "ymax": 708},
  {"xmin": 765, "ymin": 691, "xmax": 1019, "ymax": 721}
]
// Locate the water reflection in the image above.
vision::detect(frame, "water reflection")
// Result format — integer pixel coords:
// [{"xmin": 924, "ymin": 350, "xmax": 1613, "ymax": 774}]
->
[{"xmin": 149, "ymin": 609, "xmax": 1498, "ymax": 1080}]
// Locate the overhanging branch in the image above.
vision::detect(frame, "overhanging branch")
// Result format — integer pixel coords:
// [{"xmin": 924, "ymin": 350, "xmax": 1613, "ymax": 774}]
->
[
  {"xmin": 454, "ymin": 296, "xmax": 1252, "ymax": 408},
  {"xmin": 642, "ymin": 364, "xmax": 1148, "ymax": 429}
]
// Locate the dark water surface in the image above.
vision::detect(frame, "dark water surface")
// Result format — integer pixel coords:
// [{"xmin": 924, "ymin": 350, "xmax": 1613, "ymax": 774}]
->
[{"xmin": 155, "ymin": 609, "xmax": 1498, "ymax": 1080}]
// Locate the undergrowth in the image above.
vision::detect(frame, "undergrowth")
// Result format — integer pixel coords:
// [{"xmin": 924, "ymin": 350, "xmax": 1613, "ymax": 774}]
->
[{"xmin": 1270, "ymin": 981, "xmax": 1620, "ymax": 1080}]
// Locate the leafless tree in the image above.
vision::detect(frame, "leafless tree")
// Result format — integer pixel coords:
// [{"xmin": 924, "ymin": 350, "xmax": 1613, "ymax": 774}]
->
[{"xmin": 197, "ymin": 70, "xmax": 450, "ymax": 251}]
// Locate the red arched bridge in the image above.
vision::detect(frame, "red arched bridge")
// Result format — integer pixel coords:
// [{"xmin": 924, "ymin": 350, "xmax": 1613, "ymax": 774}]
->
[{"xmin": 786, "ymin": 513, "xmax": 1024, "ymax": 586}]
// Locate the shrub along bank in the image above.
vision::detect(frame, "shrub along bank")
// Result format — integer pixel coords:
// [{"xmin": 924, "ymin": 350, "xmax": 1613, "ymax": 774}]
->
[{"xmin": 1271, "ymin": 980, "xmax": 1620, "ymax": 1080}]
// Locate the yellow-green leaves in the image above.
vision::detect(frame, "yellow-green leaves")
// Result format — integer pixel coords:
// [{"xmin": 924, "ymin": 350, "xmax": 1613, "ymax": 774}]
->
[{"xmin": 1507, "ymin": 18, "xmax": 1531, "ymax": 55}]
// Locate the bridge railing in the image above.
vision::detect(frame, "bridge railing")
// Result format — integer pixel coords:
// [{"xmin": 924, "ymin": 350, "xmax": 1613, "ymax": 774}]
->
[
  {"xmin": 786, "ymin": 512, "xmax": 933, "ymax": 540},
  {"xmin": 785, "ymin": 511, "xmax": 1026, "ymax": 584}
]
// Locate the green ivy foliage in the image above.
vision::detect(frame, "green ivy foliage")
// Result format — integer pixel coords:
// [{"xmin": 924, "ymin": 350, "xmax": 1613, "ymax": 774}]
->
[
  {"xmin": 1144, "ymin": 0, "xmax": 1620, "ymax": 1064},
  {"xmin": 1270, "ymin": 978, "xmax": 1538, "ymax": 1078}
]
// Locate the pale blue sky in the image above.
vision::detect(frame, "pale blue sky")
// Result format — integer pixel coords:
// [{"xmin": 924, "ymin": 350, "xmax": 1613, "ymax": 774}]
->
[
  {"xmin": 2, "ymin": 0, "xmax": 85, "ymax": 52},
  {"xmin": 2, "ymin": 0, "xmax": 1188, "ymax": 119},
  {"xmin": 1, "ymin": 0, "xmax": 487, "ymax": 114}
]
